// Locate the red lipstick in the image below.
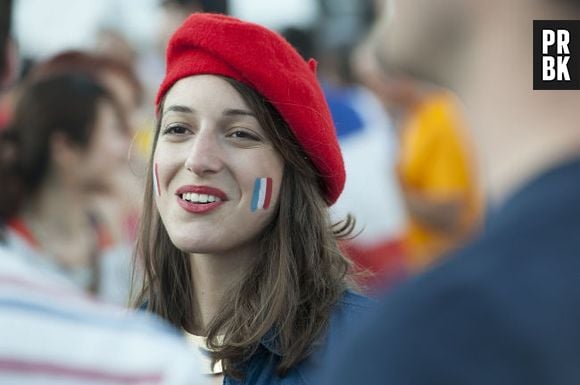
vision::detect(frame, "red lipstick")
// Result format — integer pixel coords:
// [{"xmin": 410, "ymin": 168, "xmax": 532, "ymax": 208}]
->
[{"xmin": 175, "ymin": 185, "xmax": 228, "ymax": 214}]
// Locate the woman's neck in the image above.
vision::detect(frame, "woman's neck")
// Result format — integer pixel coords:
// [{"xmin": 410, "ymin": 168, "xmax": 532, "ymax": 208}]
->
[
  {"xmin": 25, "ymin": 174, "xmax": 86, "ymax": 230},
  {"xmin": 188, "ymin": 245, "xmax": 255, "ymax": 334},
  {"xmin": 20, "ymin": 174, "xmax": 95, "ymax": 267}
]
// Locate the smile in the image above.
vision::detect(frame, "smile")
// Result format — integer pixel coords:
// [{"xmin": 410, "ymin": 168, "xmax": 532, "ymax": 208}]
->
[
  {"xmin": 180, "ymin": 193, "xmax": 222, "ymax": 203},
  {"xmin": 175, "ymin": 185, "xmax": 228, "ymax": 214}
]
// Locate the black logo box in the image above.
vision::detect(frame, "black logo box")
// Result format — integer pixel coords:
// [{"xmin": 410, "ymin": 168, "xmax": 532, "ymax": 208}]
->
[{"xmin": 533, "ymin": 20, "xmax": 580, "ymax": 90}]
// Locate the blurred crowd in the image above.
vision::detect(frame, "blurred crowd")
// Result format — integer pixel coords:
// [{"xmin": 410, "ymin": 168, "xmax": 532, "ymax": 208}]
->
[
  {"xmin": 3, "ymin": 0, "xmax": 579, "ymax": 384},
  {"xmin": 0, "ymin": 0, "xmax": 484, "ymax": 300}
]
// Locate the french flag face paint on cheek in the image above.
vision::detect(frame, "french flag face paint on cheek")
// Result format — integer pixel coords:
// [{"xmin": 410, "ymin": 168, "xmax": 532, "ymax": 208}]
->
[
  {"xmin": 251, "ymin": 177, "xmax": 273, "ymax": 212},
  {"xmin": 153, "ymin": 163, "xmax": 161, "ymax": 197}
]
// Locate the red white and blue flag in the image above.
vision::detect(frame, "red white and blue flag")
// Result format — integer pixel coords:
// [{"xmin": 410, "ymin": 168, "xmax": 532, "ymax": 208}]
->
[{"xmin": 251, "ymin": 177, "xmax": 272, "ymax": 212}]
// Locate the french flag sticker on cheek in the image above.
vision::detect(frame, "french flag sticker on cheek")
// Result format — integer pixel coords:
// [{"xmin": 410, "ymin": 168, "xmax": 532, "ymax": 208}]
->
[{"xmin": 251, "ymin": 177, "xmax": 273, "ymax": 212}]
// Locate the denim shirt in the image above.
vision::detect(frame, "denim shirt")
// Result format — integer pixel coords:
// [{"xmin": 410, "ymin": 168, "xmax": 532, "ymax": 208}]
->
[{"xmin": 224, "ymin": 290, "xmax": 374, "ymax": 385}]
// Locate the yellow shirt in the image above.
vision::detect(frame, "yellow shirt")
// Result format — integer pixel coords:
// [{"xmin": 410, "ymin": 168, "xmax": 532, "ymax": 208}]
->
[{"xmin": 399, "ymin": 92, "xmax": 482, "ymax": 270}]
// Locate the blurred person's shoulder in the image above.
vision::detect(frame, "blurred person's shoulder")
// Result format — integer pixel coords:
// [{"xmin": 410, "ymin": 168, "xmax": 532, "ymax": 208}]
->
[
  {"xmin": 325, "ymin": 289, "xmax": 376, "ymax": 352},
  {"xmin": 335, "ymin": 289, "xmax": 375, "ymax": 315},
  {"xmin": 334, "ymin": 157, "xmax": 580, "ymax": 382},
  {"xmin": 295, "ymin": 289, "xmax": 376, "ymax": 384},
  {"xmin": 0, "ymin": 247, "xmax": 204, "ymax": 385},
  {"xmin": 318, "ymin": 238, "xmax": 524, "ymax": 384}
]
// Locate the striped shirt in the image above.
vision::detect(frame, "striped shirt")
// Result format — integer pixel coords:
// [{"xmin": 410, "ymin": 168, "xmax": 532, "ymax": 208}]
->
[
  {"xmin": 0, "ymin": 247, "xmax": 205, "ymax": 385},
  {"xmin": 3, "ymin": 217, "xmax": 135, "ymax": 305}
]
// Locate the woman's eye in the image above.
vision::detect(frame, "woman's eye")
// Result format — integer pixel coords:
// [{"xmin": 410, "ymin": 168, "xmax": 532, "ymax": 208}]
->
[
  {"xmin": 162, "ymin": 124, "xmax": 189, "ymax": 135},
  {"xmin": 228, "ymin": 129, "xmax": 260, "ymax": 141}
]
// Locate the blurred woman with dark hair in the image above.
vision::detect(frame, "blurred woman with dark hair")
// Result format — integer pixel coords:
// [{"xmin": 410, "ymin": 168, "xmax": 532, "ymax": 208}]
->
[
  {"xmin": 29, "ymin": 50, "xmax": 148, "ymax": 245},
  {"xmin": 0, "ymin": 73, "xmax": 133, "ymax": 303}
]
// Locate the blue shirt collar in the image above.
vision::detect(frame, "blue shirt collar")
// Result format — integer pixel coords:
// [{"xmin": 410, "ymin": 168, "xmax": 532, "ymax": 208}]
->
[{"xmin": 260, "ymin": 328, "xmax": 282, "ymax": 356}]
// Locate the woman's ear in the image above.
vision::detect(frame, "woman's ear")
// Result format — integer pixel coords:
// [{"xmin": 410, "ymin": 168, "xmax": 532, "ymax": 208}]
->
[{"xmin": 50, "ymin": 131, "xmax": 81, "ymax": 171}]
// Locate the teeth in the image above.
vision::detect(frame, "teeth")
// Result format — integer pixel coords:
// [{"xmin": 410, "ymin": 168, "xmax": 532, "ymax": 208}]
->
[{"xmin": 181, "ymin": 193, "xmax": 222, "ymax": 203}]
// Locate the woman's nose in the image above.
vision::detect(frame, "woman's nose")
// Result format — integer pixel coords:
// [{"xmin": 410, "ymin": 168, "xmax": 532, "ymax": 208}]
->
[{"xmin": 184, "ymin": 128, "xmax": 224, "ymax": 176}]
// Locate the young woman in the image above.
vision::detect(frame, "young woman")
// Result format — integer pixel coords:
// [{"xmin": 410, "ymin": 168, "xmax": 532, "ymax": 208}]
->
[
  {"xmin": 0, "ymin": 73, "xmax": 133, "ymax": 303},
  {"xmin": 135, "ymin": 13, "xmax": 373, "ymax": 384}
]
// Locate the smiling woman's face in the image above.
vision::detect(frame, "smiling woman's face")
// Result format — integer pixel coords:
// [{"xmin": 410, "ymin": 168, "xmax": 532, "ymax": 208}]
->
[{"xmin": 154, "ymin": 75, "xmax": 285, "ymax": 257}]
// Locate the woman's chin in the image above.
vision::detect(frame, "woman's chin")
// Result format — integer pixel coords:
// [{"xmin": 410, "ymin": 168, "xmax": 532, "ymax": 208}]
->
[
  {"xmin": 173, "ymin": 241, "xmax": 210, "ymax": 254},
  {"xmin": 171, "ymin": 236, "xmax": 223, "ymax": 255}
]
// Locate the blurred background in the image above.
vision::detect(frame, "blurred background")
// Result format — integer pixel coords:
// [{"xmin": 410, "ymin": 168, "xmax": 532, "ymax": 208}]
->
[{"xmin": 1, "ymin": 0, "xmax": 484, "ymax": 300}]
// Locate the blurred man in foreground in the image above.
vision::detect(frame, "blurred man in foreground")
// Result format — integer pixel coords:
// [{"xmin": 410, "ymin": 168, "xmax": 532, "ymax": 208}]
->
[
  {"xmin": 0, "ymin": 1, "xmax": 203, "ymax": 383},
  {"xmin": 325, "ymin": 0, "xmax": 580, "ymax": 384}
]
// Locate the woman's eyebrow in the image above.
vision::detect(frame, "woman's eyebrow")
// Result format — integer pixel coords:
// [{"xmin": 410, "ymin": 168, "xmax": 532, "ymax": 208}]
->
[
  {"xmin": 162, "ymin": 106, "xmax": 255, "ymax": 118},
  {"xmin": 223, "ymin": 108, "xmax": 256, "ymax": 118},
  {"xmin": 163, "ymin": 104, "xmax": 196, "ymax": 115}
]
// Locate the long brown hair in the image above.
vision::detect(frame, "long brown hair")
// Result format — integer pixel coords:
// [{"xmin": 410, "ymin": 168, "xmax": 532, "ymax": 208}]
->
[{"xmin": 134, "ymin": 76, "xmax": 354, "ymax": 378}]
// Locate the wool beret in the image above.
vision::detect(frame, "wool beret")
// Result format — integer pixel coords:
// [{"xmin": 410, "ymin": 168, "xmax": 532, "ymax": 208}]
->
[{"xmin": 156, "ymin": 13, "xmax": 345, "ymax": 205}]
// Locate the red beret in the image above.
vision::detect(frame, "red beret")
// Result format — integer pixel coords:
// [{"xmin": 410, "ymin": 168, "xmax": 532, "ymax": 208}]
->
[{"xmin": 156, "ymin": 13, "xmax": 345, "ymax": 205}]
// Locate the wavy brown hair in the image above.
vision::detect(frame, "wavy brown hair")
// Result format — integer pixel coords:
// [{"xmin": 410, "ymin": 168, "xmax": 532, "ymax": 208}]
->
[{"xmin": 133, "ymin": 76, "xmax": 354, "ymax": 379}]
